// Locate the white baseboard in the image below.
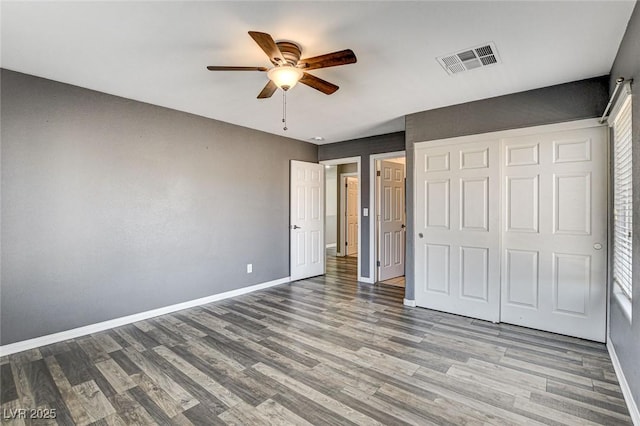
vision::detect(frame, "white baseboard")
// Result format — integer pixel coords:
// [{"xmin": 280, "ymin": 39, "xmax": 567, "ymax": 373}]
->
[
  {"xmin": 403, "ymin": 299, "xmax": 416, "ymax": 307},
  {"xmin": 0, "ymin": 277, "xmax": 291, "ymax": 357},
  {"xmin": 358, "ymin": 276, "xmax": 374, "ymax": 284},
  {"xmin": 325, "ymin": 243, "xmax": 337, "ymax": 248},
  {"xmin": 607, "ymin": 341, "xmax": 640, "ymax": 425}
]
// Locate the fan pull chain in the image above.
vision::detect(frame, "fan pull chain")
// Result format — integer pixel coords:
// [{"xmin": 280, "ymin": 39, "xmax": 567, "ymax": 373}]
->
[{"xmin": 282, "ymin": 90, "xmax": 288, "ymax": 131}]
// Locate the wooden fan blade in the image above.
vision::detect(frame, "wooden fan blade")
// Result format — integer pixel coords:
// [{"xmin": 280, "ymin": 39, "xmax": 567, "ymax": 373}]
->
[
  {"xmin": 298, "ymin": 49, "xmax": 357, "ymax": 71},
  {"xmin": 207, "ymin": 66, "xmax": 268, "ymax": 71},
  {"xmin": 257, "ymin": 80, "xmax": 278, "ymax": 99},
  {"xmin": 299, "ymin": 73, "xmax": 339, "ymax": 95},
  {"xmin": 248, "ymin": 31, "xmax": 286, "ymax": 65}
]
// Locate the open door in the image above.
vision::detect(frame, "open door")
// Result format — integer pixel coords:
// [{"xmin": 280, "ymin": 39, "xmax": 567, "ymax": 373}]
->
[
  {"xmin": 290, "ymin": 160, "xmax": 325, "ymax": 281},
  {"xmin": 378, "ymin": 160, "xmax": 405, "ymax": 281},
  {"xmin": 345, "ymin": 177, "xmax": 359, "ymax": 256}
]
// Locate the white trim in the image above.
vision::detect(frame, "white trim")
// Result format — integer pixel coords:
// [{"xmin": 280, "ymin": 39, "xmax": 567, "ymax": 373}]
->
[
  {"xmin": 321, "ymin": 157, "xmax": 361, "ymax": 166},
  {"xmin": 325, "ymin": 243, "xmax": 337, "ymax": 249},
  {"xmin": 607, "ymin": 341, "xmax": 640, "ymax": 425},
  {"xmin": 320, "ymin": 157, "xmax": 363, "ymax": 281},
  {"xmin": 0, "ymin": 277, "xmax": 290, "ymax": 357},
  {"xmin": 414, "ymin": 118, "xmax": 602, "ymax": 150},
  {"xmin": 403, "ymin": 299, "xmax": 416, "ymax": 307},
  {"xmin": 369, "ymin": 151, "xmax": 406, "ymax": 284}
]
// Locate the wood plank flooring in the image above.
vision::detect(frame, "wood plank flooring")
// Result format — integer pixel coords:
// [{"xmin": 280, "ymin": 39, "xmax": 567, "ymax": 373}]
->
[
  {"xmin": 379, "ymin": 276, "xmax": 405, "ymax": 288},
  {"xmin": 1, "ymin": 254, "xmax": 632, "ymax": 425}
]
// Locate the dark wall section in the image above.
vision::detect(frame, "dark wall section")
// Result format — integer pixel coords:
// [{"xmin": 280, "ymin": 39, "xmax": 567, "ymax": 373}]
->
[
  {"xmin": 405, "ymin": 76, "xmax": 609, "ymax": 300},
  {"xmin": 406, "ymin": 77, "xmax": 609, "ymax": 143},
  {"xmin": 1, "ymin": 69, "xmax": 317, "ymax": 345},
  {"xmin": 318, "ymin": 132, "xmax": 405, "ymax": 280},
  {"xmin": 608, "ymin": 0, "xmax": 640, "ymax": 412}
]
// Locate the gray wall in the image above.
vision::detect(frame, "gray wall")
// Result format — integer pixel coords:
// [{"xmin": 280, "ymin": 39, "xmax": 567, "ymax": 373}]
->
[
  {"xmin": 318, "ymin": 132, "xmax": 405, "ymax": 280},
  {"xmin": 405, "ymin": 76, "xmax": 609, "ymax": 300},
  {"xmin": 0, "ymin": 69, "xmax": 317, "ymax": 345},
  {"xmin": 608, "ymin": 0, "xmax": 640, "ymax": 411}
]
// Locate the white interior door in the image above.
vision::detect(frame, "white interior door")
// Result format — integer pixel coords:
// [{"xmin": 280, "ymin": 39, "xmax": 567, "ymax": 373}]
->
[
  {"xmin": 346, "ymin": 177, "xmax": 359, "ymax": 256},
  {"xmin": 500, "ymin": 126, "xmax": 607, "ymax": 342},
  {"xmin": 378, "ymin": 160, "xmax": 406, "ymax": 281},
  {"xmin": 415, "ymin": 141, "xmax": 501, "ymax": 322},
  {"xmin": 290, "ymin": 160, "xmax": 325, "ymax": 281}
]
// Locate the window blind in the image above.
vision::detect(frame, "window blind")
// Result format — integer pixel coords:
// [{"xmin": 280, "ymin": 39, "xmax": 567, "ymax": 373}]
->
[{"xmin": 612, "ymin": 95, "xmax": 633, "ymax": 299}]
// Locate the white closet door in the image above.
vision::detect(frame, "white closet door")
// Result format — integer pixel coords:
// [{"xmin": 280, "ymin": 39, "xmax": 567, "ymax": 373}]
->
[
  {"xmin": 415, "ymin": 141, "xmax": 500, "ymax": 322},
  {"xmin": 501, "ymin": 126, "xmax": 607, "ymax": 342}
]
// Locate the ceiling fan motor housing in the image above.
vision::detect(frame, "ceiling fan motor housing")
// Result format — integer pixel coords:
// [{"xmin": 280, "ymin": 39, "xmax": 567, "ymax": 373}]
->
[{"xmin": 275, "ymin": 41, "xmax": 302, "ymax": 66}]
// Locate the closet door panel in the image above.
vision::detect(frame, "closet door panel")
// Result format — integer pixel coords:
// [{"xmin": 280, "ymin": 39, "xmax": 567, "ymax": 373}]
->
[
  {"xmin": 500, "ymin": 126, "xmax": 607, "ymax": 342},
  {"xmin": 415, "ymin": 142, "xmax": 500, "ymax": 322}
]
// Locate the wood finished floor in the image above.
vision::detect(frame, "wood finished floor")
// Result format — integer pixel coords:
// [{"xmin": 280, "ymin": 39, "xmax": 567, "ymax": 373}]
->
[
  {"xmin": 379, "ymin": 276, "xmax": 406, "ymax": 288},
  {"xmin": 1, "ymin": 254, "xmax": 632, "ymax": 425}
]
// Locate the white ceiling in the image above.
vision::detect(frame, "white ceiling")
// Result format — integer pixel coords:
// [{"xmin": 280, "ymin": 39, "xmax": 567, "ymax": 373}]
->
[{"xmin": 1, "ymin": 1, "xmax": 635, "ymax": 144}]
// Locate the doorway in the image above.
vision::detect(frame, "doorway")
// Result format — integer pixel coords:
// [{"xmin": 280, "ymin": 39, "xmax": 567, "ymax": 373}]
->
[
  {"xmin": 370, "ymin": 152, "xmax": 407, "ymax": 287},
  {"xmin": 320, "ymin": 157, "xmax": 363, "ymax": 281}
]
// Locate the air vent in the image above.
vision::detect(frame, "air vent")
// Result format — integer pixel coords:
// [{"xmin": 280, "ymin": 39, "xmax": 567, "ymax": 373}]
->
[{"xmin": 437, "ymin": 42, "xmax": 501, "ymax": 75}]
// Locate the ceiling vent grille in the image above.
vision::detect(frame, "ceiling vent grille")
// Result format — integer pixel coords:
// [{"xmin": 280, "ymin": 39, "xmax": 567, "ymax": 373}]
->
[{"xmin": 437, "ymin": 42, "xmax": 500, "ymax": 75}]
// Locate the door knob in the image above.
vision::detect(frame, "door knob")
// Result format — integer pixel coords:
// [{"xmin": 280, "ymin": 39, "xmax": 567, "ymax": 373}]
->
[
  {"xmin": 292, "ymin": 225, "xmax": 301, "ymax": 229},
  {"xmin": 418, "ymin": 233, "xmax": 423, "ymax": 238},
  {"xmin": 401, "ymin": 224, "xmax": 406, "ymax": 229},
  {"xmin": 593, "ymin": 243, "xmax": 602, "ymax": 250}
]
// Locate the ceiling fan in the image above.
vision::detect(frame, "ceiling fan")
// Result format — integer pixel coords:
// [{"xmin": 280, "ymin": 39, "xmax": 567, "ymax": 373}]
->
[{"xmin": 207, "ymin": 31, "xmax": 357, "ymax": 99}]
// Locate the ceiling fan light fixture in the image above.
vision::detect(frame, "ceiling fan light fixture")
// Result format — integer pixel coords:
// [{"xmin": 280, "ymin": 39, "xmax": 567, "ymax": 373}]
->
[{"xmin": 268, "ymin": 65, "xmax": 303, "ymax": 91}]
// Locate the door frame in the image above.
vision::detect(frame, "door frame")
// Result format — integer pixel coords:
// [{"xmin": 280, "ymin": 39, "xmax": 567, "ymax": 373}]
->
[
  {"xmin": 370, "ymin": 151, "xmax": 406, "ymax": 284},
  {"xmin": 319, "ymin": 156, "xmax": 363, "ymax": 282},
  {"xmin": 340, "ymin": 173, "xmax": 359, "ymax": 257}
]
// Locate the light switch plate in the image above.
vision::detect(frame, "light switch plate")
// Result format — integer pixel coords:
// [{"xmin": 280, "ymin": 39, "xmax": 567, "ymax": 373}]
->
[{"xmin": 363, "ymin": 208, "xmax": 369, "ymax": 216}]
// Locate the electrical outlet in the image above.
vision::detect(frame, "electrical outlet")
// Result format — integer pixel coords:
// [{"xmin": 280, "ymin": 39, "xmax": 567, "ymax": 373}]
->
[{"xmin": 247, "ymin": 263, "xmax": 253, "ymax": 273}]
